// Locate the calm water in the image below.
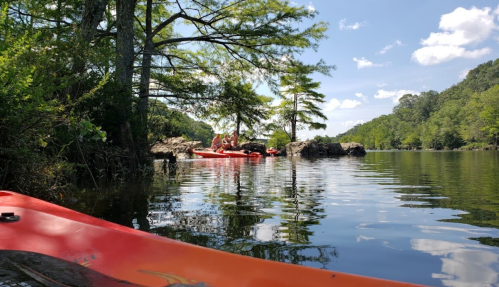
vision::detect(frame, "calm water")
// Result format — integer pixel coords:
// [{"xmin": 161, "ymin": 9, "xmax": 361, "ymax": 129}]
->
[{"xmin": 67, "ymin": 151, "xmax": 499, "ymax": 287}]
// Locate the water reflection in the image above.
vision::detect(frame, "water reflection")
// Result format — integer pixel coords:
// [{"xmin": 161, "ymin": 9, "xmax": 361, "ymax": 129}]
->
[
  {"xmin": 66, "ymin": 185, "xmax": 152, "ymax": 232},
  {"xmin": 363, "ymin": 151, "xmax": 499, "ymax": 228},
  {"xmin": 412, "ymin": 238, "xmax": 499, "ymax": 287},
  {"xmin": 146, "ymin": 157, "xmax": 338, "ymax": 267},
  {"xmin": 64, "ymin": 151, "xmax": 499, "ymax": 286}
]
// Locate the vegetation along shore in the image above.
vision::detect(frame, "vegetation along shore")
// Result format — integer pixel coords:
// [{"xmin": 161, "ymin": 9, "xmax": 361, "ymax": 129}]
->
[
  {"xmin": 1, "ymin": 1, "xmax": 498, "ymax": 202},
  {"xmin": 0, "ymin": 1, "xmax": 333, "ymax": 199}
]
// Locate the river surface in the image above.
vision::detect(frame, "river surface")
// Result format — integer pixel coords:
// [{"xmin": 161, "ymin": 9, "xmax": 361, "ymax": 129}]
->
[{"xmin": 66, "ymin": 151, "xmax": 499, "ymax": 287}]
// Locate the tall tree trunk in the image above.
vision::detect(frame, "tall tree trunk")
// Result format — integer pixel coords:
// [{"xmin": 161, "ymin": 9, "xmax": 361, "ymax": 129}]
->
[
  {"xmin": 138, "ymin": 0, "xmax": 153, "ymax": 135},
  {"xmin": 81, "ymin": 0, "xmax": 110, "ymax": 42},
  {"xmin": 236, "ymin": 114, "xmax": 241, "ymax": 136},
  {"xmin": 70, "ymin": 0, "xmax": 110, "ymax": 99},
  {"xmin": 116, "ymin": 0, "xmax": 140, "ymax": 169},
  {"xmin": 116, "ymin": 0, "xmax": 134, "ymax": 89}
]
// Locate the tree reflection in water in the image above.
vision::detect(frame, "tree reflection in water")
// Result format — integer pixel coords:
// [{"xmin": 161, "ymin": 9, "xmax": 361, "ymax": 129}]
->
[
  {"xmin": 152, "ymin": 225, "xmax": 338, "ymax": 269},
  {"xmin": 147, "ymin": 157, "xmax": 337, "ymax": 267},
  {"xmin": 65, "ymin": 158, "xmax": 337, "ymax": 268},
  {"xmin": 280, "ymin": 159, "xmax": 327, "ymax": 244}
]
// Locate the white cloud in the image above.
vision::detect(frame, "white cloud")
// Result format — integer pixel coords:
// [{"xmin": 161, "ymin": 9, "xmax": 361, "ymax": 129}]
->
[
  {"xmin": 423, "ymin": 7, "xmax": 496, "ymax": 46},
  {"xmin": 341, "ymin": 99, "xmax": 362, "ymax": 109},
  {"xmin": 355, "ymin": 92, "xmax": 368, "ymax": 103},
  {"xmin": 377, "ymin": 83, "xmax": 387, "ymax": 87},
  {"xmin": 353, "ymin": 57, "xmax": 389, "ymax": 69},
  {"xmin": 377, "ymin": 40, "xmax": 403, "ymax": 55},
  {"xmin": 412, "ymin": 46, "xmax": 491, "ymax": 66},
  {"xmin": 325, "ymin": 98, "xmax": 362, "ymax": 111},
  {"xmin": 374, "ymin": 89, "xmax": 420, "ymax": 103},
  {"xmin": 353, "ymin": 57, "xmax": 373, "ymax": 69},
  {"xmin": 307, "ymin": 2, "xmax": 315, "ymax": 13},
  {"xmin": 342, "ymin": 120, "xmax": 365, "ymax": 128},
  {"xmin": 339, "ymin": 19, "xmax": 366, "ymax": 30},
  {"xmin": 459, "ymin": 69, "xmax": 470, "ymax": 79},
  {"xmin": 412, "ymin": 6, "xmax": 498, "ymax": 65}
]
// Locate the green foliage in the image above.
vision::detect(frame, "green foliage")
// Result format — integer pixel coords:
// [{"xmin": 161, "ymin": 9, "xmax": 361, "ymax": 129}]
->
[
  {"xmin": 338, "ymin": 115, "xmax": 396, "ymax": 149},
  {"xmin": 202, "ymin": 79, "xmax": 273, "ymax": 137},
  {"xmin": 267, "ymin": 129, "xmax": 291, "ymax": 150},
  {"xmin": 477, "ymin": 85, "xmax": 499, "ymax": 144},
  {"xmin": 421, "ymin": 100, "xmax": 465, "ymax": 149},
  {"xmin": 460, "ymin": 142, "xmax": 490, "ymax": 150},
  {"xmin": 79, "ymin": 119, "xmax": 107, "ymax": 142},
  {"xmin": 2, "ymin": 0, "xmax": 331, "ymax": 196},
  {"xmin": 0, "ymin": 3, "xmax": 148, "ymax": 193},
  {"xmin": 313, "ymin": 135, "xmax": 336, "ymax": 144},
  {"xmin": 149, "ymin": 100, "xmax": 214, "ymax": 146},
  {"xmin": 394, "ymin": 91, "xmax": 438, "ymax": 124},
  {"xmin": 133, "ymin": 0, "xmax": 332, "ymax": 121},
  {"xmin": 461, "ymin": 59, "xmax": 499, "ymax": 93},
  {"xmin": 277, "ymin": 61, "xmax": 331, "ymax": 142},
  {"xmin": 338, "ymin": 58, "xmax": 499, "ymax": 150},
  {"xmin": 459, "ymin": 85, "xmax": 499, "ymax": 146},
  {"xmin": 0, "ymin": 8, "xmax": 75, "ymax": 198}
]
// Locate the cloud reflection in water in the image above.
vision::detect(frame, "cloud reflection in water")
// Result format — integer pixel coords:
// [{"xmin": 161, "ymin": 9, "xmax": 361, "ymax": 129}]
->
[{"xmin": 411, "ymin": 238, "xmax": 498, "ymax": 287}]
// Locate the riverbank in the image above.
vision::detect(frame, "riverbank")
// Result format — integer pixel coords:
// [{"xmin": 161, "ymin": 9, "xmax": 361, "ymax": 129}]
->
[
  {"xmin": 367, "ymin": 145, "xmax": 498, "ymax": 151},
  {"xmin": 151, "ymin": 137, "xmax": 367, "ymax": 158}
]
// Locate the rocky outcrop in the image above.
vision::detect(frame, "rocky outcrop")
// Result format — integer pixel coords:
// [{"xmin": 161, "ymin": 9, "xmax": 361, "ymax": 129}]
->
[
  {"xmin": 284, "ymin": 140, "xmax": 365, "ymax": 157},
  {"xmin": 151, "ymin": 138, "xmax": 366, "ymax": 159},
  {"xmin": 151, "ymin": 137, "xmax": 203, "ymax": 159},
  {"xmin": 237, "ymin": 141, "xmax": 267, "ymax": 155},
  {"xmin": 340, "ymin": 142, "xmax": 367, "ymax": 156}
]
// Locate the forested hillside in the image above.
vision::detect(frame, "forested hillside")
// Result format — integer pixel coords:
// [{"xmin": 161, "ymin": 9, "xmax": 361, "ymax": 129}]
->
[{"xmin": 334, "ymin": 59, "xmax": 499, "ymax": 150}]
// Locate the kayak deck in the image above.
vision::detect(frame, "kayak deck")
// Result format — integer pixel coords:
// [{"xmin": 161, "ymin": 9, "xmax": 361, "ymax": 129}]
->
[{"xmin": 0, "ymin": 190, "xmax": 425, "ymax": 287}]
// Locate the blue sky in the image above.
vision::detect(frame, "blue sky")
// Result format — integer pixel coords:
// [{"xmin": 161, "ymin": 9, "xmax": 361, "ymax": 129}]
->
[{"xmin": 278, "ymin": 0, "xmax": 499, "ymax": 140}]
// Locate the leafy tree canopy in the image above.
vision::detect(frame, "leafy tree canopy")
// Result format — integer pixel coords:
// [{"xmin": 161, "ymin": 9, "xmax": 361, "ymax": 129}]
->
[
  {"xmin": 277, "ymin": 60, "xmax": 332, "ymax": 142},
  {"xmin": 201, "ymin": 78, "xmax": 273, "ymax": 137}
]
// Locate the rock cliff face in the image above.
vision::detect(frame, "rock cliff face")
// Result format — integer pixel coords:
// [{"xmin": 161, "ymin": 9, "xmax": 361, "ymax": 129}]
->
[
  {"xmin": 283, "ymin": 141, "xmax": 366, "ymax": 157},
  {"xmin": 151, "ymin": 137, "xmax": 202, "ymax": 159}
]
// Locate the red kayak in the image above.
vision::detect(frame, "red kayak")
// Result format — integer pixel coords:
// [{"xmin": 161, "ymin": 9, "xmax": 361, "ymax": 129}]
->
[
  {"xmin": 0, "ymin": 190, "xmax": 425, "ymax": 287},
  {"xmin": 266, "ymin": 148, "xmax": 278, "ymax": 155},
  {"xmin": 192, "ymin": 149, "xmax": 263, "ymax": 158}
]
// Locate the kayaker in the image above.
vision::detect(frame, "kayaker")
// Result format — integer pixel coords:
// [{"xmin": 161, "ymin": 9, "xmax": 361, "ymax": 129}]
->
[
  {"xmin": 211, "ymin": 134, "xmax": 221, "ymax": 149},
  {"xmin": 230, "ymin": 131, "xmax": 238, "ymax": 149},
  {"xmin": 222, "ymin": 134, "xmax": 231, "ymax": 150}
]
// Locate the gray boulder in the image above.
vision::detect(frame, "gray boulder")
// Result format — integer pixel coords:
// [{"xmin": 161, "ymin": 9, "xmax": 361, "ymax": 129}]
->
[
  {"xmin": 284, "ymin": 140, "xmax": 365, "ymax": 157},
  {"xmin": 238, "ymin": 141, "xmax": 267, "ymax": 155},
  {"xmin": 151, "ymin": 137, "xmax": 203, "ymax": 159},
  {"xmin": 340, "ymin": 142, "xmax": 367, "ymax": 156}
]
